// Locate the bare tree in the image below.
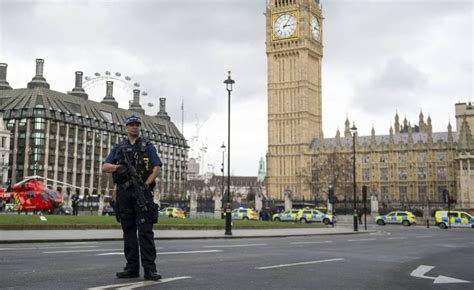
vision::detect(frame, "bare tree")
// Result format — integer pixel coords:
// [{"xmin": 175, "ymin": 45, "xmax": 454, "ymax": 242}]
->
[{"xmin": 309, "ymin": 151, "xmax": 352, "ymax": 202}]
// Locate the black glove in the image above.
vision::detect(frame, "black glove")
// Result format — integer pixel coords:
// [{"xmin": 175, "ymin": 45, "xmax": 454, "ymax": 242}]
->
[{"xmin": 144, "ymin": 183, "xmax": 151, "ymax": 194}]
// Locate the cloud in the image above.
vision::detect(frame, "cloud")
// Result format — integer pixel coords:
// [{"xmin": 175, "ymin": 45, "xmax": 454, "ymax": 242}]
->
[
  {"xmin": 352, "ymin": 58, "xmax": 428, "ymax": 115},
  {"xmin": 0, "ymin": 0, "xmax": 472, "ymax": 175}
]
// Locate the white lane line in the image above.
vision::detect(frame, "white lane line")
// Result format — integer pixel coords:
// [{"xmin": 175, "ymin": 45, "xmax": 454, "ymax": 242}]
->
[
  {"xmin": 256, "ymin": 258, "xmax": 344, "ymax": 270},
  {"xmin": 159, "ymin": 250, "xmax": 222, "ymax": 255},
  {"xmin": 63, "ymin": 242, "xmax": 99, "ymax": 245},
  {"xmin": 415, "ymin": 236, "xmax": 433, "ymax": 238},
  {"xmin": 0, "ymin": 245, "xmax": 98, "ymax": 251},
  {"xmin": 290, "ymin": 241, "xmax": 333, "ymax": 245},
  {"xmin": 42, "ymin": 246, "xmax": 164, "ymax": 254},
  {"xmin": 441, "ymin": 244, "xmax": 460, "ymax": 248},
  {"xmin": 203, "ymin": 243, "xmax": 267, "ymax": 248},
  {"xmin": 387, "ymin": 237, "xmax": 407, "ymax": 240},
  {"xmin": 43, "ymin": 249, "xmax": 122, "ymax": 254},
  {"xmin": 97, "ymin": 250, "xmax": 222, "ymax": 256},
  {"xmin": 87, "ymin": 276, "xmax": 192, "ymax": 290},
  {"xmin": 347, "ymin": 238, "xmax": 376, "ymax": 242}
]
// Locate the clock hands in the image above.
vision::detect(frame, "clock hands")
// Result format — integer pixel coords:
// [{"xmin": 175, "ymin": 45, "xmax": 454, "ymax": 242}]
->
[{"xmin": 283, "ymin": 16, "xmax": 292, "ymax": 29}]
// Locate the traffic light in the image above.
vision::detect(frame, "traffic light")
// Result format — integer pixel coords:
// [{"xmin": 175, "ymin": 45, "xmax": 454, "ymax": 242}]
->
[
  {"xmin": 328, "ymin": 187, "xmax": 335, "ymax": 204},
  {"xmin": 362, "ymin": 185, "xmax": 368, "ymax": 202}
]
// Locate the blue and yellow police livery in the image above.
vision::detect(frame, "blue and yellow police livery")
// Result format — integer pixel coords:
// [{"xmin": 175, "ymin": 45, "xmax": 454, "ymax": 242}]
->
[
  {"xmin": 375, "ymin": 211, "xmax": 416, "ymax": 226},
  {"xmin": 272, "ymin": 209, "xmax": 301, "ymax": 222},
  {"xmin": 297, "ymin": 209, "xmax": 335, "ymax": 225},
  {"xmin": 435, "ymin": 210, "xmax": 473, "ymax": 229},
  {"xmin": 231, "ymin": 208, "xmax": 258, "ymax": 220},
  {"xmin": 159, "ymin": 207, "xmax": 186, "ymax": 219}
]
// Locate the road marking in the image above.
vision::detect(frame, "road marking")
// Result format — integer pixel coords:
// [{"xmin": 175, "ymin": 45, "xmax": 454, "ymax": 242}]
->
[
  {"xmin": 387, "ymin": 237, "xmax": 407, "ymax": 240},
  {"xmin": 410, "ymin": 265, "xmax": 471, "ymax": 284},
  {"xmin": 0, "ymin": 245, "xmax": 98, "ymax": 251},
  {"xmin": 203, "ymin": 243, "xmax": 267, "ymax": 248},
  {"xmin": 97, "ymin": 250, "xmax": 222, "ymax": 256},
  {"xmin": 347, "ymin": 238, "xmax": 376, "ymax": 242},
  {"xmin": 256, "ymin": 258, "xmax": 344, "ymax": 270},
  {"xmin": 415, "ymin": 235, "xmax": 433, "ymax": 238},
  {"xmin": 158, "ymin": 250, "xmax": 222, "ymax": 255},
  {"xmin": 43, "ymin": 249, "xmax": 122, "ymax": 254},
  {"xmin": 88, "ymin": 276, "xmax": 192, "ymax": 290},
  {"xmin": 63, "ymin": 242, "xmax": 99, "ymax": 245},
  {"xmin": 441, "ymin": 244, "xmax": 461, "ymax": 248},
  {"xmin": 290, "ymin": 241, "xmax": 332, "ymax": 245}
]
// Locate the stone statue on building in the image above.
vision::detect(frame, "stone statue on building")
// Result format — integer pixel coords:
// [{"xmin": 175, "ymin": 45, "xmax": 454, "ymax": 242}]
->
[
  {"xmin": 255, "ymin": 187, "xmax": 263, "ymax": 212},
  {"xmin": 284, "ymin": 187, "xmax": 293, "ymax": 211},
  {"xmin": 370, "ymin": 186, "xmax": 379, "ymax": 216},
  {"xmin": 212, "ymin": 190, "xmax": 222, "ymax": 219},
  {"xmin": 189, "ymin": 190, "xmax": 198, "ymax": 218}
]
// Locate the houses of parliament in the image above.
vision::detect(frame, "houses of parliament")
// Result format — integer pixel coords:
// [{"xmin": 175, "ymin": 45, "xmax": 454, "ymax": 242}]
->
[{"xmin": 265, "ymin": 0, "xmax": 473, "ymax": 209}]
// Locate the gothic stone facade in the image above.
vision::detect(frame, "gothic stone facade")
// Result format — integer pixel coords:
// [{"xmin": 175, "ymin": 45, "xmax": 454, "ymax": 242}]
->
[
  {"xmin": 265, "ymin": 1, "xmax": 474, "ymax": 209},
  {"xmin": 266, "ymin": 0, "xmax": 323, "ymax": 201},
  {"xmin": 0, "ymin": 60, "xmax": 187, "ymax": 197},
  {"xmin": 309, "ymin": 110, "xmax": 474, "ymax": 210}
]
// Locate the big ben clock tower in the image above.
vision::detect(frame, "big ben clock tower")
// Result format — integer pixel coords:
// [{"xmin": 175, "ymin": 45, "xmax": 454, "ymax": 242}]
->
[{"xmin": 266, "ymin": 0, "xmax": 323, "ymax": 200}]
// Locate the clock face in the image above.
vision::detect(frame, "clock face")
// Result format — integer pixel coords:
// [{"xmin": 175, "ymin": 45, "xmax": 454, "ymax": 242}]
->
[
  {"xmin": 311, "ymin": 15, "xmax": 320, "ymax": 40},
  {"xmin": 274, "ymin": 13, "xmax": 297, "ymax": 39}
]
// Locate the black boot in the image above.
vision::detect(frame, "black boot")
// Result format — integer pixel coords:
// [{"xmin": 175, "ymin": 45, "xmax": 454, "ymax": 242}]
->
[
  {"xmin": 144, "ymin": 271, "xmax": 162, "ymax": 281},
  {"xmin": 116, "ymin": 270, "xmax": 139, "ymax": 278}
]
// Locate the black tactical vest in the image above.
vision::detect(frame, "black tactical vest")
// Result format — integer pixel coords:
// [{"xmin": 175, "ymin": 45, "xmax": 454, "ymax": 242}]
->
[{"xmin": 115, "ymin": 137, "xmax": 153, "ymax": 185}]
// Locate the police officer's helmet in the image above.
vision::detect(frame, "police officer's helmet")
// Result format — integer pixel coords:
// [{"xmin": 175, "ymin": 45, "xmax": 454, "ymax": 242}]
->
[{"xmin": 125, "ymin": 115, "xmax": 141, "ymax": 126}]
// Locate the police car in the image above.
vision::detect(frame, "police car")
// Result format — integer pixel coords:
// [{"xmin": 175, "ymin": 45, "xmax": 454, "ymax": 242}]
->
[
  {"xmin": 159, "ymin": 207, "xmax": 186, "ymax": 219},
  {"xmin": 297, "ymin": 209, "xmax": 335, "ymax": 225},
  {"xmin": 231, "ymin": 207, "xmax": 258, "ymax": 220},
  {"xmin": 435, "ymin": 210, "xmax": 473, "ymax": 229},
  {"xmin": 272, "ymin": 209, "xmax": 301, "ymax": 222},
  {"xmin": 375, "ymin": 211, "xmax": 416, "ymax": 226}
]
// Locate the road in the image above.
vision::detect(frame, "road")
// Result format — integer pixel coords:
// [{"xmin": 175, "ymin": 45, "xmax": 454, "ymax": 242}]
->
[{"xmin": 0, "ymin": 226, "xmax": 472, "ymax": 289}]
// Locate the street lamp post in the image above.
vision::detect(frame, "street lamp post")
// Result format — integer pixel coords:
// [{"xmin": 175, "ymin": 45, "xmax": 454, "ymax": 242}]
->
[
  {"xmin": 220, "ymin": 142, "xmax": 226, "ymax": 205},
  {"xmin": 351, "ymin": 123, "xmax": 358, "ymax": 232},
  {"xmin": 224, "ymin": 71, "xmax": 235, "ymax": 236}
]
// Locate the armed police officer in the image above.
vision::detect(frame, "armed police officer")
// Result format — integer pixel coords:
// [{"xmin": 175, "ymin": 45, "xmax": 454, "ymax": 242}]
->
[{"xmin": 102, "ymin": 115, "xmax": 162, "ymax": 281}]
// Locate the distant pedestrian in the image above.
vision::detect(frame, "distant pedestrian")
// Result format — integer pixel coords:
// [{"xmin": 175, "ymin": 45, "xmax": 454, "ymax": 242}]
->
[
  {"xmin": 358, "ymin": 210, "xmax": 362, "ymax": 224},
  {"xmin": 71, "ymin": 189, "xmax": 80, "ymax": 216}
]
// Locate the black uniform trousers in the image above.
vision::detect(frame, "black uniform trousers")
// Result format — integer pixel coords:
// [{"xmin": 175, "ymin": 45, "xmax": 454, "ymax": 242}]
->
[
  {"xmin": 72, "ymin": 205, "xmax": 79, "ymax": 216},
  {"xmin": 116, "ymin": 186, "xmax": 157, "ymax": 273}
]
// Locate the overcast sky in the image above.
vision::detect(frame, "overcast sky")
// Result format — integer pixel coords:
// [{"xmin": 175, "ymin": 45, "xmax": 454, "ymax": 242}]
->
[{"xmin": 0, "ymin": 0, "xmax": 472, "ymax": 176}]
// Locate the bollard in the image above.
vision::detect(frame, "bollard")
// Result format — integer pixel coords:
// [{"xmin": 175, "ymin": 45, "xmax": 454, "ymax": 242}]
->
[{"xmin": 426, "ymin": 219, "xmax": 429, "ymax": 228}]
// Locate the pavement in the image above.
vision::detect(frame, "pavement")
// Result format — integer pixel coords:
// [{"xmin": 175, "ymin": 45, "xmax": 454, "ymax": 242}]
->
[{"xmin": 0, "ymin": 225, "xmax": 373, "ymax": 243}]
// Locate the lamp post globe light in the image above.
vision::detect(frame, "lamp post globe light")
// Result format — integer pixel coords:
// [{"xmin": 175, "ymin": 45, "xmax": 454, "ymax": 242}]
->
[
  {"xmin": 350, "ymin": 122, "xmax": 358, "ymax": 232},
  {"xmin": 224, "ymin": 71, "xmax": 235, "ymax": 236}
]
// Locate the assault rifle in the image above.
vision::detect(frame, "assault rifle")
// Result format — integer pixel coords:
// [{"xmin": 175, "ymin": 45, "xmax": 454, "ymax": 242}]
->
[{"xmin": 119, "ymin": 145, "xmax": 149, "ymax": 223}]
